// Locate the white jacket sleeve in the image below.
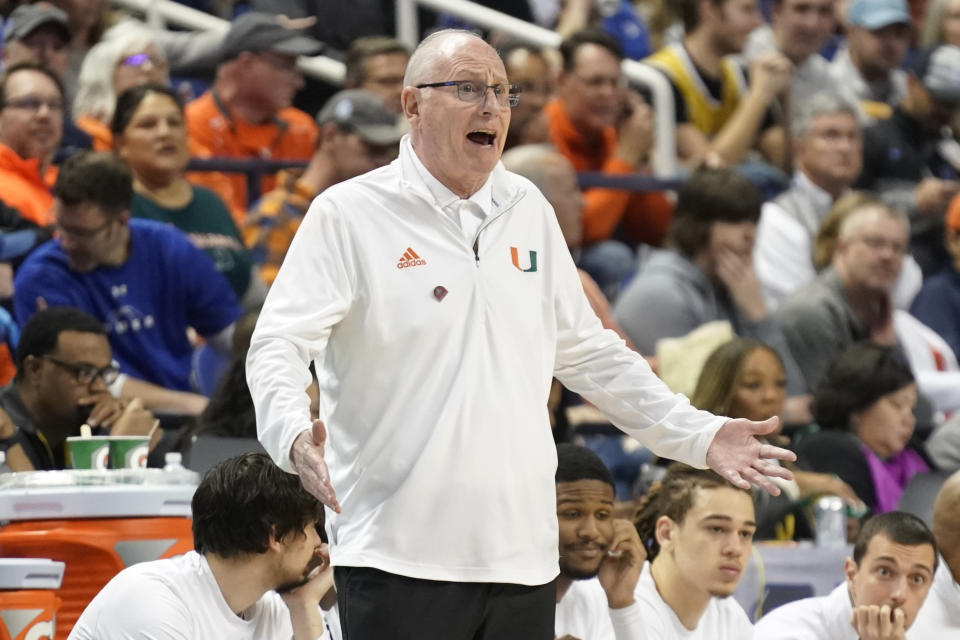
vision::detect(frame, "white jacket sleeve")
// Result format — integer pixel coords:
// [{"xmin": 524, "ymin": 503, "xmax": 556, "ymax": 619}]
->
[
  {"xmin": 247, "ymin": 196, "xmax": 356, "ymax": 471},
  {"xmin": 549, "ymin": 210, "xmax": 723, "ymax": 469},
  {"xmin": 610, "ymin": 602, "xmax": 647, "ymax": 640}
]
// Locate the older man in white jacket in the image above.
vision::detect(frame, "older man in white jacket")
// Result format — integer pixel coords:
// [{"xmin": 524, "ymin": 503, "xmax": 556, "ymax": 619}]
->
[{"xmin": 246, "ymin": 28, "xmax": 796, "ymax": 640}]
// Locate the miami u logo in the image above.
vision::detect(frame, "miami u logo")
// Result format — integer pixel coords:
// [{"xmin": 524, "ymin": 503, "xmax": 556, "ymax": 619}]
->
[{"xmin": 510, "ymin": 247, "xmax": 538, "ymax": 272}]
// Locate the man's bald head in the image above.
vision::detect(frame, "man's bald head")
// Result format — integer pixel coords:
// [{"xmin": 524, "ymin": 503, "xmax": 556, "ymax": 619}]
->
[
  {"xmin": 502, "ymin": 144, "xmax": 584, "ymax": 248},
  {"xmin": 403, "ymin": 29, "xmax": 491, "ymax": 88},
  {"xmin": 933, "ymin": 470, "xmax": 960, "ymax": 576}
]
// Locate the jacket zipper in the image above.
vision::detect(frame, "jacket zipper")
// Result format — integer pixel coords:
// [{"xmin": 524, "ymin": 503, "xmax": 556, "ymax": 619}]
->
[{"xmin": 471, "ymin": 192, "xmax": 526, "ymax": 266}]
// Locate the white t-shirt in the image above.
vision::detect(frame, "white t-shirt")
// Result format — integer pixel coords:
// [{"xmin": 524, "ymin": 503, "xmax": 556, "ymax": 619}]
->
[
  {"xmin": 908, "ymin": 560, "xmax": 960, "ymax": 638},
  {"xmin": 753, "ymin": 582, "xmax": 857, "ymax": 640},
  {"xmin": 67, "ymin": 551, "xmax": 321, "ymax": 640},
  {"xmin": 555, "ymin": 577, "xmax": 645, "ymax": 640},
  {"xmin": 632, "ymin": 562, "xmax": 753, "ymax": 639}
]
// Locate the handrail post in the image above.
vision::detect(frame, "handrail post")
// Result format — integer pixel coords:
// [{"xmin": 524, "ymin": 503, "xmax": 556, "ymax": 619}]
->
[{"xmin": 396, "ymin": 0, "xmax": 420, "ymax": 50}]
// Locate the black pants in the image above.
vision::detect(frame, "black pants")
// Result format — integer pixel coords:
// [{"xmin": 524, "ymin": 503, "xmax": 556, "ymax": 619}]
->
[{"xmin": 334, "ymin": 566, "xmax": 556, "ymax": 640}]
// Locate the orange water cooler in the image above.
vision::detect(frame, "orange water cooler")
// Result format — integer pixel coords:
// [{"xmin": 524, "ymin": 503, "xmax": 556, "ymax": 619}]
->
[
  {"xmin": 0, "ymin": 472, "xmax": 195, "ymax": 639},
  {"xmin": 0, "ymin": 558, "xmax": 63, "ymax": 640}
]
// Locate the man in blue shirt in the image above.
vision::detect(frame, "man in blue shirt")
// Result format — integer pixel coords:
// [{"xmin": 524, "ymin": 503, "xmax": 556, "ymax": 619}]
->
[{"xmin": 13, "ymin": 151, "xmax": 240, "ymax": 397}]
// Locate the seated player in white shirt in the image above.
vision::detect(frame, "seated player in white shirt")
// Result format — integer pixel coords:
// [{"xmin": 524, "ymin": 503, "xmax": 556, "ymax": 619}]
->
[
  {"xmin": 69, "ymin": 453, "xmax": 334, "ymax": 640},
  {"xmin": 554, "ymin": 443, "xmax": 646, "ymax": 640},
  {"xmin": 910, "ymin": 470, "xmax": 960, "ymax": 636},
  {"xmin": 630, "ymin": 464, "xmax": 756, "ymax": 639},
  {"xmin": 754, "ymin": 511, "xmax": 938, "ymax": 640}
]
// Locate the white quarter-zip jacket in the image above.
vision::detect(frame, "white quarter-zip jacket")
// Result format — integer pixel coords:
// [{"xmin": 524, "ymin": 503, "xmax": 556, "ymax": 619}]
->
[{"xmin": 247, "ymin": 136, "xmax": 725, "ymax": 585}]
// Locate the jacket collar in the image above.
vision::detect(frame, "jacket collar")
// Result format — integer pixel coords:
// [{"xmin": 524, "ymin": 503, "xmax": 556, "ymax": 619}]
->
[{"xmin": 397, "ymin": 135, "xmax": 522, "ymax": 216}]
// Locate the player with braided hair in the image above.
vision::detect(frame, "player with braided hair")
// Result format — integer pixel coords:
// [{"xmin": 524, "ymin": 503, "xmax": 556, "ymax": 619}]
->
[{"xmin": 630, "ymin": 464, "xmax": 755, "ymax": 638}]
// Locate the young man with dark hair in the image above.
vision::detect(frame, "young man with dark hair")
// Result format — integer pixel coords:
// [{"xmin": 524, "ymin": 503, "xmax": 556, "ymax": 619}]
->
[
  {"xmin": 69, "ymin": 452, "xmax": 333, "ymax": 639},
  {"xmin": 630, "ymin": 464, "xmax": 756, "ymax": 638},
  {"xmin": 554, "ymin": 443, "xmax": 646, "ymax": 639},
  {"xmin": 645, "ymin": 0, "xmax": 792, "ymax": 169},
  {"xmin": 0, "ymin": 306, "xmax": 156, "ymax": 470},
  {"xmin": 613, "ymin": 167, "xmax": 803, "ymax": 394},
  {"xmin": 755, "ymin": 511, "xmax": 938, "ymax": 639},
  {"xmin": 13, "ymin": 151, "xmax": 241, "ymax": 407}
]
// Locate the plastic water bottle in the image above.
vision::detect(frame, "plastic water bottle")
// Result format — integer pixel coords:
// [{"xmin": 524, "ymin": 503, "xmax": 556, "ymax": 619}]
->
[{"xmin": 162, "ymin": 452, "xmax": 199, "ymax": 485}]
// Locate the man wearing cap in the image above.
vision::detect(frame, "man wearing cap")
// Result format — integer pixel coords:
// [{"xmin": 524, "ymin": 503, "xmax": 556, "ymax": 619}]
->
[
  {"xmin": 243, "ymin": 89, "xmax": 403, "ymax": 284},
  {"xmin": 856, "ymin": 44, "xmax": 960, "ymax": 277},
  {"xmin": 829, "ymin": 0, "xmax": 912, "ymax": 119},
  {"xmin": 2, "ymin": 2, "xmax": 70, "ymax": 79},
  {"xmin": 1, "ymin": 2, "xmax": 91, "ymax": 161},
  {"xmin": 185, "ymin": 12, "xmax": 322, "ymax": 224}
]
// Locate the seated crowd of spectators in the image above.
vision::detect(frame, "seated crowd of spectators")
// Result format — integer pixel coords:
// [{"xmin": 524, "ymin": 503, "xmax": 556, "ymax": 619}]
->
[{"xmin": 1, "ymin": 0, "xmax": 960, "ymax": 637}]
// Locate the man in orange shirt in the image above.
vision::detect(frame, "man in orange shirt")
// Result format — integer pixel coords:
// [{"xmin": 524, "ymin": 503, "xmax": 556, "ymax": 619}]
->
[
  {"xmin": 185, "ymin": 12, "xmax": 322, "ymax": 224},
  {"xmin": 543, "ymin": 29, "xmax": 672, "ymax": 252},
  {"xmin": 0, "ymin": 62, "xmax": 62, "ymax": 227}
]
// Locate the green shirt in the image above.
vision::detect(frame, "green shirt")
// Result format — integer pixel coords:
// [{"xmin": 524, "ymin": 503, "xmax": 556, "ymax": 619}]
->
[{"xmin": 132, "ymin": 186, "xmax": 251, "ymax": 297}]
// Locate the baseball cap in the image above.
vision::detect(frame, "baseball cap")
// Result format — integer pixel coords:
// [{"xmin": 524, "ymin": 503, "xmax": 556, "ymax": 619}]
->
[
  {"xmin": 316, "ymin": 90, "xmax": 405, "ymax": 146},
  {"xmin": 3, "ymin": 2, "xmax": 69, "ymax": 42},
  {"xmin": 913, "ymin": 44, "xmax": 960, "ymax": 104},
  {"xmin": 847, "ymin": 0, "xmax": 911, "ymax": 30},
  {"xmin": 219, "ymin": 12, "xmax": 322, "ymax": 62}
]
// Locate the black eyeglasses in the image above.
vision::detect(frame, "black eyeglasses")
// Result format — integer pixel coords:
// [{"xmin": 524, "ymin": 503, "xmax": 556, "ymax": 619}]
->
[
  {"xmin": 55, "ymin": 219, "xmax": 113, "ymax": 240},
  {"xmin": 415, "ymin": 80, "xmax": 521, "ymax": 108},
  {"xmin": 42, "ymin": 356, "xmax": 121, "ymax": 386},
  {"xmin": 1, "ymin": 95, "xmax": 65, "ymax": 113}
]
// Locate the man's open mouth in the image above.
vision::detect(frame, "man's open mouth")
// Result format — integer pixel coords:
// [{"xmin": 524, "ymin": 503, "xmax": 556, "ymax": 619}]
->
[{"xmin": 467, "ymin": 130, "xmax": 496, "ymax": 146}]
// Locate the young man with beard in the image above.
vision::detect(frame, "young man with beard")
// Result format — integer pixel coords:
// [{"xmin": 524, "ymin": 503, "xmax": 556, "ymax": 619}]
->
[
  {"xmin": 631, "ymin": 464, "xmax": 756, "ymax": 638},
  {"xmin": 69, "ymin": 452, "xmax": 334, "ymax": 640},
  {"xmin": 754, "ymin": 511, "xmax": 937, "ymax": 639},
  {"xmin": 554, "ymin": 443, "xmax": 646, "ymax": 640}
]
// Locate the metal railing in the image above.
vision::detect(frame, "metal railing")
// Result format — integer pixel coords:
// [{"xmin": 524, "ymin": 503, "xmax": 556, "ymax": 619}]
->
[
  {"xmin": 109, "ymin": 0, "xmax": 346, "ymax": 84},
  {"xmin": 395, "ymin": 0, "xmax": 678, "ymax": 177}
]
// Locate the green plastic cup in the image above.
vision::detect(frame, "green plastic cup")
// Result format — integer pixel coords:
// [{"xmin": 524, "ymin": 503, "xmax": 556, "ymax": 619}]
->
[
  {"xmin": 109, "ymin": 436, "xmax": 149, "ymax": 469},
  {"xmin": 66, "ymin": 436, "xmax": 110, "ymax": 470}
]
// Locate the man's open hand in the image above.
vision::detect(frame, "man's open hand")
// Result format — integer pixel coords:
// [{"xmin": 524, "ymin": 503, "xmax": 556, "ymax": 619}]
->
[
  {"xmin": 706, "ymin": 417, "xmax": 796, "ymax": 496},
  {"xmin": 291, "ymin": 420, "xmax": 341, "ymax": 513}
]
